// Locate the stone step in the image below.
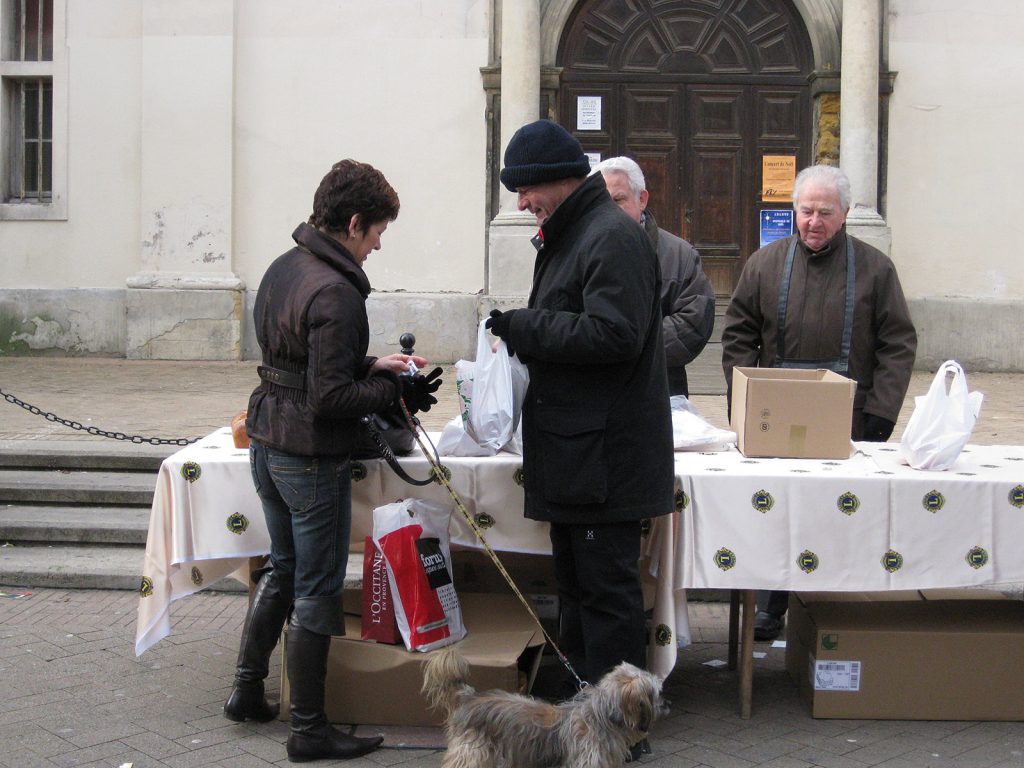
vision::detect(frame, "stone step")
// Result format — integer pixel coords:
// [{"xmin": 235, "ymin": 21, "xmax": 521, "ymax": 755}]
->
[
  {"xmin": 0, "ymin": 505, "xmax": 149, "ymax": 545},
  {"xmin": 0, "ymin": 468, "xmax": 156, "ymax": 505},
  {"xmin": 0, "ymin": 542, "xmax": 246, "ymax": 592},
  {"xmin": 0, "ymin": 439, "xmax": 173, "ymax": 471},
  {"xmin": 0, "ymin": 542, "xmax": 365, "ymax": 593}
]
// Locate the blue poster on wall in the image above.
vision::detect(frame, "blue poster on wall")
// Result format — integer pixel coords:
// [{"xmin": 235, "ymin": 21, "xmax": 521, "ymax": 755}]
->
[{"xmin": 760, "ymin": 209, "xmax": 794, "ymax": 248}]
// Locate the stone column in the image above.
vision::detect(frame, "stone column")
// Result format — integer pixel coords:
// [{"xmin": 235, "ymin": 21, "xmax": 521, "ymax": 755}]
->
[
  {"xmin": 486, "ymin": 0, "xmax": 541, "ymax": 303},
  {"xmin": 839, "ymin": 0, "xmax": 890, "ymax": 254},
  {"xmin": 126, "ymin": 0, "xmax": 244, "ymax": 360}
]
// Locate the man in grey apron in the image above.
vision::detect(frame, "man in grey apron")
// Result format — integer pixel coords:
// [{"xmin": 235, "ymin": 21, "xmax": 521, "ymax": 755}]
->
[{"xmin": 721, "ymin": 164, "xmax": 917, "ymax": 640}]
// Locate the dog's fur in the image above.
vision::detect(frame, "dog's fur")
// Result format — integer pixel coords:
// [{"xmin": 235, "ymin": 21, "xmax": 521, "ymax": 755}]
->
[{"xmin": 422, "ymin": 647, "xmax": 669, "ymax": 768}]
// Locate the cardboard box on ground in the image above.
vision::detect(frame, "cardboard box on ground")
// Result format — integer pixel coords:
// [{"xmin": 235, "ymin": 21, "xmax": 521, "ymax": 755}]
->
[
  {"xmin": 786, "ymin": 590, "xmax": 1024, "ymax": 720},
  {"xmin": 280, "ymin": 548, "xmax": 554, "ymax": 727},
  {"xmin": 731, "ymin": 367, "xmax": 856, "ymax": 459}
]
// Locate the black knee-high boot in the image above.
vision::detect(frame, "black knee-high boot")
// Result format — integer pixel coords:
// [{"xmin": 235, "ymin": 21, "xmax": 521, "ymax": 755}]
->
[
  {"xmin": 223, "ymin": 568, "xmax": 293, "ymax": 722},
  {"xmin": 285, "ymin": 611, "xmax": 383, "ymax": 762}
]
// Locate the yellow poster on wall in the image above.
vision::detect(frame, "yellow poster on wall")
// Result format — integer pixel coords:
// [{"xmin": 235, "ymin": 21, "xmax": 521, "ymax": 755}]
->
[{"xmin": 762, "ymin": 155, "xmax": 796, "ymax": 202}]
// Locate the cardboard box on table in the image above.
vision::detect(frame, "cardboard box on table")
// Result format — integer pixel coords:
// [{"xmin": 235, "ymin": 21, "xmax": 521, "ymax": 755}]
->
[
  {"xmin": 785, "ymin": 591, "xmax": 1024, "ymax": 720},
  {"xmin": 730, "ymin": 367, "xmax": 856, "ymax": 459},
  {"xmin": 280, "ymin": 590, "xmax": 546, "ymax": 726}
]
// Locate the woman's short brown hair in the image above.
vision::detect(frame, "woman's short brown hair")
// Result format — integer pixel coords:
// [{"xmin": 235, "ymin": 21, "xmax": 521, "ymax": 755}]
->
[{"xmin": 309, "ymin": 159, "xmax": 400, "ymax": 235}]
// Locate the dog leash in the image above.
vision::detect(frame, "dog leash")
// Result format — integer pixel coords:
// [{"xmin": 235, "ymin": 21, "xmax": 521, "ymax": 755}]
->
[{"xmin": 396, "ymin": 400, "xmax": 588, "ymax": 692}]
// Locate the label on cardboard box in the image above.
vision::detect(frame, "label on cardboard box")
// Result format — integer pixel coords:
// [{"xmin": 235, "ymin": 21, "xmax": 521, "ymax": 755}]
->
[{"xmin": 811, "ymin": 656, "xmax": 862, "ymax": 691}]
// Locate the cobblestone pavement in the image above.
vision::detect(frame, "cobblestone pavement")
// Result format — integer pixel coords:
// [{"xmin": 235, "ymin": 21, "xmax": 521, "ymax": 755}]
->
[{"xmin": 2, "ymin": 358, "xmax": 1024, "ymax": 766}]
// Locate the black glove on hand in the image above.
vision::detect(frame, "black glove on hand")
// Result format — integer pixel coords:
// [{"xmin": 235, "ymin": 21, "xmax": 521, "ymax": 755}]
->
[
  {"xmin": 485, "ymin": 309, "xmax": 518, "ymax": 357},
  {"xmin": 862, "ymin": 413, "xmax": 895, "ymax": 442},
  {"xmin": 399, "ymin": 367, "xmax": 443, "ymax": 414}
]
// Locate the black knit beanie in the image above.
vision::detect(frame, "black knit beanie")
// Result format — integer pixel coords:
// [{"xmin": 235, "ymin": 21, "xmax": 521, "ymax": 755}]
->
[{"xmin": 499, "ymin": 120, "xmax": 592, "ymax": 192}]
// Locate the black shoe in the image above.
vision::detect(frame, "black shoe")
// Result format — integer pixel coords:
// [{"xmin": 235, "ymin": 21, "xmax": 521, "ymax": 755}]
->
[
  {"xmin": 224, "ymin": 681, "xmax": 279, "ymax": 722},
  {"xmin": 287, "ymin": 726, "xmax": 383, "ymax": 762},
  {"xmin": 753, "ymin": 611, "xmax": 783, "ymax": 642}
]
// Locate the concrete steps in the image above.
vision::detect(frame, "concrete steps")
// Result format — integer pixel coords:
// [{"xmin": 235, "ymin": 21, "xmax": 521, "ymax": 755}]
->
[{"xmin": 0, "ymin": 440, "xmax": 234, "ymax": 591}]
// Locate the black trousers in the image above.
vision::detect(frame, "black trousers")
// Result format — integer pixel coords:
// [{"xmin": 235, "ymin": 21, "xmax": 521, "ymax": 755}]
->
[{"xmin": 550, "ymin": 520, "xmax": 646, "ymax": 684}]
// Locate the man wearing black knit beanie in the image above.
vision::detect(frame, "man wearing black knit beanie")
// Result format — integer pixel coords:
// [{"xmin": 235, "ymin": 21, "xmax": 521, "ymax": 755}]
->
[{"xmin": 485, "ymin": 120, "xmax": 674, "ymax": 736}]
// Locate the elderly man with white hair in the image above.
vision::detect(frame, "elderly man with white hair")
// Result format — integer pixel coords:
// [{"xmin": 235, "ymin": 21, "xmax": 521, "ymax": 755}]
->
[
  {"xmin": 594, "ymin": 156, "xmax": 715, "ymax": 397},
  {"xmin": 722, "ymin": 163, "xmax": 917, "ymax": 640}
]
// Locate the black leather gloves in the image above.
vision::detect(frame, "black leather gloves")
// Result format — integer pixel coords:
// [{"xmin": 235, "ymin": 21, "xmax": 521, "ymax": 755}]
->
[
  {"xmin": 862, "ymin": 413, "xmax": 895, "ymax": 442},
  {"xmin": 400, "ymin": 366, "xmax": 443, "ymax": 414},
  {"xmin": 485, "ymin": 309, "xmax": 518, "ymax": 357}
]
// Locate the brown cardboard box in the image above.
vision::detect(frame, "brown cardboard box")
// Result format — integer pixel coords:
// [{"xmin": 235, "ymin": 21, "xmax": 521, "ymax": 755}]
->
[
  {"xmin": 282, "ymin": 592, "xmax": 546, "ymax": 726},
  {"xmin": 785, "ymin": 591, "xmax": 924, "ymax": 682},
  {"xmin": 731, "ymin": 367, "xmax": 856, "ymax": 459},
  {"xmin": 787, "ymin": 596, "xmax": 1024, "ymax": 720},
  {"xmin": 448, "ymin": 548, "xmax": 559, "ymax": 638}
]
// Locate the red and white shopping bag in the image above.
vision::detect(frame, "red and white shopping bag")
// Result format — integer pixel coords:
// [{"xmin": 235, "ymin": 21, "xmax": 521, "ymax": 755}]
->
[{"xmin": 371, "ymin": 498, "xmax": 466, "ymax": 652}]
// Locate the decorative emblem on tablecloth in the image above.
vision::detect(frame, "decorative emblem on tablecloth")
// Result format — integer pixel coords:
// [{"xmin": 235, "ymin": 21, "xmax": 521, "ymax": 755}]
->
[
  {"xmin": 837, "ymin": 492, "xmax": 860, "ymax": 516},
  {"xmin": 432, "ymin": 464, "xmax": 452, "ymax": 484},
  {"xmin": 513, "ymin": 467, "xmax": 525, "ymax": 487},
  {"xmin": 751, "ymin": 489, "xmax": 774, "ymax": 513},
  {"xmin": 351, "ymin": 461, "xmax": 368, "ymax": 482},
  {"xmin": 714, "ymin": 548, "xmax": 736, "ymax": 571},
  {"xmin": 181, "ymin": 461, "xmax": 202, "ymax": 483},
  {"xmin": 966, "ymin": 546, "xmax": 989, "ymax": 569},
  {"xmin": 190, "ymin": 567, "xmax": 203, "ymax": 586},
  {"xmin": 675, "ymin": 489, "xmax": 689, "ymax": 512},
  {"xmin": 139, "ymin": 576, "xmax": 154, "ymax": 598},
  {"xmin": 922, "ymin": 490, "xmax": 945, "ymax": 512},
  {"xmin": 640, "ymin": 518, "xmax": 651, "ymax": 537},
  {"xmin": 1009, "ymin": 485, "xmax": 1024, "ymax": 508},
  {"xmin": 882, "ymin": 550, "xmax": 903, "ymax": 572},
  {"xmin": 227, "ymin": 513, "xmax": 250, "ymax": 535},
  {"xmin": 797, "ymin": 550, "xmax": 819, "ymax": 573},
  {"xmin": 473, "ymin": 512, "xmax": 495, "ymax": 530},
  {"xmin": 654, "ymin": 623, "xmax": 672, "ymax": 646}
]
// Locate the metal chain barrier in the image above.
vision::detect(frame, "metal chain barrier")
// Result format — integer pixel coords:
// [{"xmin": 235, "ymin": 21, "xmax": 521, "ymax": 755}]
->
[{"xmin": 0, "ymin": 387, "xmax": 198, "ymax": 446}]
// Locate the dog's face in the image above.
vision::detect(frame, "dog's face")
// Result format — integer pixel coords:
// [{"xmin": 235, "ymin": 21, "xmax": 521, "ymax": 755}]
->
[{"xmin": 595, "ymin": 662, "xmax": 670, "ymax": 736}]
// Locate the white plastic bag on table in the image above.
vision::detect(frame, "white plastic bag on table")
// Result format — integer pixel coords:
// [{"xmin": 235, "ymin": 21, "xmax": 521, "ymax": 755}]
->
[
  {"xmin": 440, "ymin": 319, "xmax": 528, "ymax": 456},
  {"xmin": 468, "ymin": 318, "xmax": 529, "ymax": 453},
  {"xmin": 436, "ymin": 360, "xmax": 491, "ymax": 456},
  {"xmin": 899, "ymin": 360, "xmax": 984, "ymax": 471},
  {"xmin": 670, "ymin": 395, "xmax": 737, "ymax": 451},
  {"xmin": 371, "ymin": 498, "xmax": 465, "ymax": 652}
]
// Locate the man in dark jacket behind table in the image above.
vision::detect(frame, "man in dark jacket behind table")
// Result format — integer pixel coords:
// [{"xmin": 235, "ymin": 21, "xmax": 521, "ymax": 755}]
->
[
  {"xmin": 484, "ymin": 120, "xmax": 675, "ymax": 698},
  {"xmin": 594, "ymin": 155, "xmax": 716, "ymax": 397},
  {"xmin": 722, "ymin": 163, "xmax": 916, "ymax": 641}
]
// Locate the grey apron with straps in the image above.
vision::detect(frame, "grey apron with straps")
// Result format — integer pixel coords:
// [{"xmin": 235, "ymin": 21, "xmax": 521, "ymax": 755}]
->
[{"xmin": 774, "ymin": 234, "xmax": 856, "ymax": 375}]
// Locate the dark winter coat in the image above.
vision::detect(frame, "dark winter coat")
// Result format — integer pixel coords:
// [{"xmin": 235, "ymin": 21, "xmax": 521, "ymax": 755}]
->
[
  {"xmin": 502, "ymin": 173, "xmax": 675, "ymax": 524},
  {"xmin": 722, "ymin": 230, "xmax": 917, "ymax": 427},
  {"xmin": 643, "ymin": 211, "xmax": 716, "ymax": 397},
  {"xmin": 245, "ymin": 222, "xmax": 399, "ymax": 457}
]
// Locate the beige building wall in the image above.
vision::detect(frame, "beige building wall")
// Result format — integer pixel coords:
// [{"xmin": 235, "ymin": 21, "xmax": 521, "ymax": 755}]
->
[
  {"xmin": 885, "ymin": 0, "xmax": 1024, "ymax": 369},
  {"xmin": 1, "ymin": 0, "xmax": 1022, "ymax": 369}
]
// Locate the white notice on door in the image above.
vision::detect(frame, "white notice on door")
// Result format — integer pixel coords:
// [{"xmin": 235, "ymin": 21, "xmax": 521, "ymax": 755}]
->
[
  {"xmin": 577, "ymin": 96, "xmax": 602, "ymax": 130},
  {"xmin": 812, "ymin": 658, "xmax": 862, "ymax": 691}
]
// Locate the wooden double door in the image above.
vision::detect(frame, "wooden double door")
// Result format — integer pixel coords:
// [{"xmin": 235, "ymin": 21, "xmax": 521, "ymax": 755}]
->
[{"xmin": 557, "ymin": 0, "xmax": 815, "ymax": 298}]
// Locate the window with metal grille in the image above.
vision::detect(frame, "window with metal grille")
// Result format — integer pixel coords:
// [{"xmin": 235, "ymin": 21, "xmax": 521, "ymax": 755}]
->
[{"xmin": 2, "ymin": 0, "xmax": 56, "ymax": 205}]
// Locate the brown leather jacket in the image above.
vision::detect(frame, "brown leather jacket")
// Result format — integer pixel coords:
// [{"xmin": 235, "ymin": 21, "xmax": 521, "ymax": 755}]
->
[{"xmin": 245, "ymin": 223, "xmax": 399, "ymax": 457}]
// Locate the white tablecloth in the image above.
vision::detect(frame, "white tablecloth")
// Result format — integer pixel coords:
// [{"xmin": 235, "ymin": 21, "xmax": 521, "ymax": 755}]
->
[
  {"xmin": 679, "ymin": 442, "xmax": 1024, "ymax": 591},
  {"xmin": 134, "ymin": 428, "xmax": 687, "ymax": 680},
  {"xmin": 136, "ymin": 430, "xmax": 1024, "ymax": 672}
]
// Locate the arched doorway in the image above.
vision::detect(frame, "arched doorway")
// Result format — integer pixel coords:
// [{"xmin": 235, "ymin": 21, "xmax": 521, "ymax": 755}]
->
[{"xmin": 557, "ymin": 0, "xmax": 815, "ymax": 298}]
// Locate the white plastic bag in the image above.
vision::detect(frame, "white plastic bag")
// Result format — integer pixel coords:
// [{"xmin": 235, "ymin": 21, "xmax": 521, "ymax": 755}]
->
[
  {"xmin": 899, "ymin": 360, "xmax": 983, "ymax": 471},
  {"xmin": 440, "ymin": 319, "xmax": 528, "ymax": 456},
  {"xmin": 670, "ymin": 395, "xmax": 737, "ymax": 451},
  {"xmin": 371, "ymin": 498, "xmax": 465, "ymax": 652},
  {"xmin": 467, "ymin": 318, "xmax": 529, "ymax": 453}
]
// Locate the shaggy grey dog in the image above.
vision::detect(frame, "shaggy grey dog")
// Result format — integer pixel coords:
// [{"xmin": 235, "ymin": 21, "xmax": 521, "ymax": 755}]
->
[{"xmin": 422, "ymin": 646, "xmax": 669, "ymax": 768}]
